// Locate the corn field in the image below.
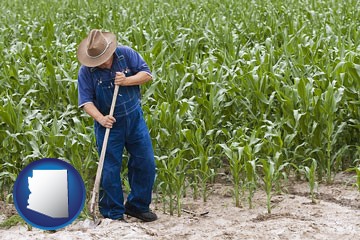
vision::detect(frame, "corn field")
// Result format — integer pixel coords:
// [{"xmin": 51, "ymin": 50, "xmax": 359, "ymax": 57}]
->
[{"xmin": 1, "ymin": 0, "xmax": 359, "ymax": 216}]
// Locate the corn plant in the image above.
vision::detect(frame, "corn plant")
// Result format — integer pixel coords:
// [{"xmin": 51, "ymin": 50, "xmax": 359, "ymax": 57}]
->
[
  {"xmin": 219, "ymin": 143, "xmax": 245, "ymax": 208},
  {"xmin": 244, "ymin": 159, "xmax": 257, "ymax": 209},
  {"xmin": 345, "ymin": 164, "xmax": 360, "ymax": 192},
  {"xmin": 300, "ymin": 158, "xmax": 318, "ymax": 203},
  {"xmin": 156, "ymin": 149, "xmax": 188, "ymax": 216},
  {"xmin": 182, "ymin": 123, "xmax": 216, "ymax": 202},
  {"xmin": 321, "ymin": 83, "xmax": 345, "ymax": 183},
  {"xmin": 242, "ymin": 131, "xmax": 262, "ymax": 209},
  {"xmin": 261, "ymin": 158, "xmax": 275, "ymax": 214}
]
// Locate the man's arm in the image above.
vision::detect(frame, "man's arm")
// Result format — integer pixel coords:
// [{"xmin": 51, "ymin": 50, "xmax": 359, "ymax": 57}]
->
[{"xmin": 114, "ymin": 71, "xmax": 152, "ymax": 86}]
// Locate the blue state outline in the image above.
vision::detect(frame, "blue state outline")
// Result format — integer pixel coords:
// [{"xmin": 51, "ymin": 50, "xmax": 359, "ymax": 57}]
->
[{"xmin": 13, "ymin": 158, "xmax": 85, "ymax": 230}]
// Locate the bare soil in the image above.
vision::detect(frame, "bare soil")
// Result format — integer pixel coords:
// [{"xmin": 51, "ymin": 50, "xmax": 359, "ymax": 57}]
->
[{"xmin": 0, "ymin": 172, "xmax": 359, "ymax": 240}]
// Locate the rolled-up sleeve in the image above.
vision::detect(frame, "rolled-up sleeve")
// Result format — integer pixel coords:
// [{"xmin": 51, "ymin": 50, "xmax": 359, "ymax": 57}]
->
[
  {"xmin": 124, "ymin": 46, "xmax": 152, "ymax": 77},
  {"xmin": 77, "ymin": 66, "xmax": 95, "ymax": 108}
]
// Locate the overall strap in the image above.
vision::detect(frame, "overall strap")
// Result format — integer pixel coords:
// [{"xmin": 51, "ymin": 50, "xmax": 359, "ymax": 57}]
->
[
  {"xmin": 115, "ymin": 47, "xmax": 129, "ymax": 75},
  {"xmin": 114, "ymin": 46, "xmax": 141, "ymax": 100}
]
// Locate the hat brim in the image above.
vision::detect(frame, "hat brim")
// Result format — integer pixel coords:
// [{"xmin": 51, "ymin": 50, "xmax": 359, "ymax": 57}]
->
[{"xmin": 77, "ymin": 32, "xmax": 117, "ymax": 67}]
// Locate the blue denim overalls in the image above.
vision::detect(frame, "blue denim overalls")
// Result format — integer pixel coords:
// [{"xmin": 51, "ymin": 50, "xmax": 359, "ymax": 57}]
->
[{"xmin": 92, "ymin": 48, "xmax": 155, "ymax": 219}]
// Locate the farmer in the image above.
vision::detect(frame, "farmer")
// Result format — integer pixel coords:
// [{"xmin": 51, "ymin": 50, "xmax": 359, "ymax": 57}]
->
[{"xmin": 76, "ymin": 29, "xmax": 157, "ymax": 222}]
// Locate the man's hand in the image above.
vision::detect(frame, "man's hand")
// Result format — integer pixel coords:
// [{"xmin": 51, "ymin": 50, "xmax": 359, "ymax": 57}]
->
[
  {"xmin": 99, "ymin": 115, "xmax": 116, "ymax": 128},
  {"xmin": 83, "ymin": 103, "xmax": 116, "ymax": 128},
  {"xmin": 115, "ymin": 72, "xmax": 127, "ymax": 86}
]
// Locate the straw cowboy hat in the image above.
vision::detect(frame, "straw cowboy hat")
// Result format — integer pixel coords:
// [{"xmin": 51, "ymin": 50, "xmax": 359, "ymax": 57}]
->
[{"xmin": 77, "ymin": 29, "xmax": 117, "ymax": 67}]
